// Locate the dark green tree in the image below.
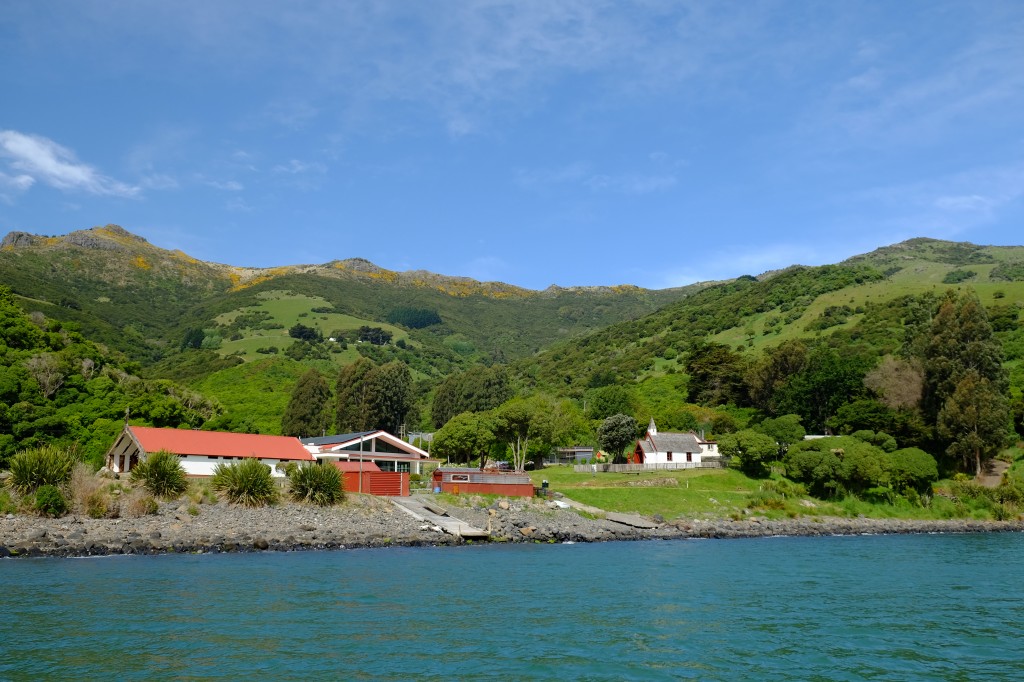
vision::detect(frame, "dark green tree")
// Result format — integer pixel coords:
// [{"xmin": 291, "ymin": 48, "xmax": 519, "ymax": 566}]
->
[
  {"xmin": 493, "ymin": 396, "xmax": 554, "ymax": 472},
  {"xmin": 585, "ymin": 384, "xmax": 638, "ymax": 421},
  {"xmin": 432, "ymin": 411, "xmax": 497, "ymax": 467},
  {"xmin": 362, "ymin": 361, "xmax": 413, "ymax": 434},
  {"xmin": 358, "ymin": 326, "xmax": 392, "ymax": 346},
  {"xmin": 753, "ymin": 414, "xmax": 806, "ymax": 458},
  {"xmin": 888, "ymin": 447, "xmax": 939, "ymax": 495},
  {"xmin": 336, "ymin": 357, "xmax": 376, "ymax": 432},
  {"xmin": 288, "ymin": 323, "xmax": 322, "ymax": 343},
  {"xmin": 281, "ymin": 369, "xmax": 332, "ymax": 437},
  {"xmin": 746, "ymin": 340, "xmax": 808, "ymax": 415},
  {"xmin": 597, "ymin": 413, "xmax": 639, "ymax": 464},
  {"xmin": 937, "ymin": 370, "xmax": 1011, "ymax": 474},
  {"xmin": 685, "ymin": 341, "xmax": 748, "ymax": 406},
  {"xmin": 180, "ymin": 327, "xmax": 205, "ymax": 350},
  {"xmin": 776, "ymin": 344, "xmax": 872, "ymax": 433},
  {"xmin": 923, "ymin": 290, "xmax": 1006, "ymax": 423},
  {"xmin": 718, "ymin": 429, "xmax": 778, "ymax": 477},
  {"xmin": 431, "ymin": 365, "xmax": 511, "ymax": 428}
]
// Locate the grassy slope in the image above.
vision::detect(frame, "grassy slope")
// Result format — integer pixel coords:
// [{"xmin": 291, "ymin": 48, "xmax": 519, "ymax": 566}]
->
[
  {"xmin": 526, "ymin": 464, "xmax": 1024, "ymax": 522},
  {"xmin": 214, "ymin": 290, "xmax": 410, "ymax": 365},
  {"xmin": 191, "ymin": 356, "xmax": 312, "ymax": 435}
]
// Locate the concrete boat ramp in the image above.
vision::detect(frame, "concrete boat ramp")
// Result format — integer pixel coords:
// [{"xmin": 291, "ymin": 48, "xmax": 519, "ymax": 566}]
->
[{"xmin": 392, "ymin": 497, "xmax": 490, "ymax": 539}]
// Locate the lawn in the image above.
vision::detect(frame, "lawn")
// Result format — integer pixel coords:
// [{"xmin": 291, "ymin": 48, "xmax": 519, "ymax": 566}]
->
[{"xmin": 528, "ymin": 466, "xmax": 761, "ymax": 518}]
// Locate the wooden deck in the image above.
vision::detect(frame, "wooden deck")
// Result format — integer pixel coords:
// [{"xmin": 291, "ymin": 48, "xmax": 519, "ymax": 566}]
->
[{"xmin": 392, "ymin": 497, "xmax": 490, "ymax": 539}]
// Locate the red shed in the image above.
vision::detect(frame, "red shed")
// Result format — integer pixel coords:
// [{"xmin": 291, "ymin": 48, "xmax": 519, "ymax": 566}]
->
[{"xmin": 432, "ymin": 467, "xmax": 535, "ymax": 497}]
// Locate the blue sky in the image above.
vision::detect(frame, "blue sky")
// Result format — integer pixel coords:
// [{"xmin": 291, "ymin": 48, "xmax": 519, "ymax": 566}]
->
[{"xmin": 2, "ymin": 1, "xmax": 1022, "ymax": 290}]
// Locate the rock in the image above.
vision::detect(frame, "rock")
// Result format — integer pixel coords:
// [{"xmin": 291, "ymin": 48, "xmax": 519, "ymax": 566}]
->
[
  {"xmin": 253, "ymin": 538, "xmax": 269, "ymax": 550},
  {"xmin": 519, "ymin": 526, "xmax": 536, "ymax": 537},
  {"xmin": 498, "ymin": 500, "xmax": 510, "ymax": 511},
  {"xmin": 26, "ymin": 528, "xmax": 47, "ymax": 540},
  {"xmin": 299, "ymin": 524, "xmax": 316, "ymax": 532}
]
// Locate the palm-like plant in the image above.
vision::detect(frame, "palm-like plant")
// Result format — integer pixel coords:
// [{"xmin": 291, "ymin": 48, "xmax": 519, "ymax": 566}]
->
[
  {"xmin": 288, "ymin": 463, "xmax": 344, "ymax": 506},
  {"xmin": 7, "ymin": 445, "xmax": 78, "ymax": 495},
  {"xmin": 130, "ymin": 450, "xmax": 188, "ymax": 499},
  {"xmin": 211, "ymin": 459, "xmax": 278, "ymax": 507}
]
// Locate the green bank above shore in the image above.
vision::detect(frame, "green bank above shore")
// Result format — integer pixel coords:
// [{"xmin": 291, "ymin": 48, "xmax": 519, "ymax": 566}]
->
[{"xmin": 526, "ymin": 462, "xmax": 1024, "ymax": 522}]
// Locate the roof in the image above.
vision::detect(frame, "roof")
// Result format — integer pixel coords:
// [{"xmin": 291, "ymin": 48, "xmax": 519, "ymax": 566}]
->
[
  {"xmin": 301, "ymin": 431, "xmax": 375, "ymax": 447},
  {"xmin": 332, "ymin": 461, "xmax": 382, "ymax": 473},
  {"xmin": 128, "ymin": 426, "xmax": 314, "ymax": 461},
  {"xmin": 644, "ymin": 431, "xmax": 704, "ymax": 453},
  {"xmin": 304, "ymin": 431, "xmax": 430, "ymax": 459}
]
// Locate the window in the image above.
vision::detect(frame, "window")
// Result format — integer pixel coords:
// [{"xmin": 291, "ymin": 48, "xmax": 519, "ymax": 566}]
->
[
  {"xmin": 451, "ymin": 474, "xmax": 470, "ymax": 482},
  {"xmin": 667, "ymin": 452, "xmax": 673, "ymax": 462},
  {"xmin": 686, "ymin": 452, "xmax": 692, "ymax": 462},
  {"xmin": 207, "ymin": 455, "xmax": 218, "ymax": 460}
]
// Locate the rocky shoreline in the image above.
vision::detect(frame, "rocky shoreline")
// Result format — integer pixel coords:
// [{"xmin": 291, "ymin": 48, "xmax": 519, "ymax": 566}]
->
[{"xmin": 2, "ymin": 494, "xmax": 1022, "ymax": 559}]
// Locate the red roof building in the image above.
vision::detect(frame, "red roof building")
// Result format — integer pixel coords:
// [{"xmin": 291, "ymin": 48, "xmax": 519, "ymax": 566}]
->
[{"xmin": 105, "ymin": 425, "xmax": 314, "ymax": 478}]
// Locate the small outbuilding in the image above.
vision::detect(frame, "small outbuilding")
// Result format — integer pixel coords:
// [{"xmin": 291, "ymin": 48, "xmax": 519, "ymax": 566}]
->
[{"xmin": 432, "ymin": 467, "xmax": 535, "ymax": 497}]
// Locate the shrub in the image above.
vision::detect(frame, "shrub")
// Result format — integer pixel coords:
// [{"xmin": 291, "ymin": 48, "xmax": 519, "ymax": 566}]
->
[
  {"xmin": 747, "ymin": 492, "xmax": 787, "ymax": 510},
  {"xmin": 85, "ymin": 489, "xmax": 113, "ymax": 518},
  {"xmin": 7, "ymin": 445, "xmax": 78, "ymax": 495},
  {"xmin": 212, "ymin": 459, "xmax": 278, "ymax": 507},
  {"xmin": 288, "ymin": 463, "xmax": 344, "ymax": 506},
  {"xmin": 34, "ymin": 485, "xmax": 68, "ymax": 517},
  {"xmin": 131, "ymin": 450, "xmax": 188, "ymax": 499},
  {"xmin": 123, "ymin": 491, "xmax": 159, "ymax": 517},
  {"xmin": 0, "ymin": 489, "xmax": 18, "ymax": 515}
]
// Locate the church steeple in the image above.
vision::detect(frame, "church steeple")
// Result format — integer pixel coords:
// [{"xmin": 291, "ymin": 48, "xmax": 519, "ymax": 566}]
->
[{"xmin": 648, "ymin": 417, "xmax": 657, "ymax": 435}]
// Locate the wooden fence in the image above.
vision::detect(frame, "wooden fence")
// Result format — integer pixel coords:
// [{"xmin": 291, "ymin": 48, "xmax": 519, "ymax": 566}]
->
[{"xmin": 573, "ymin": 461, "xmax": 725, "ymax": 474}]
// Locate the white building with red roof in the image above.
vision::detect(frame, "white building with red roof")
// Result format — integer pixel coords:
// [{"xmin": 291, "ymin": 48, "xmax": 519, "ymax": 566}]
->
[{"xmin": 105, "ymin": 425, "xmax": 315, "ymax": 478}]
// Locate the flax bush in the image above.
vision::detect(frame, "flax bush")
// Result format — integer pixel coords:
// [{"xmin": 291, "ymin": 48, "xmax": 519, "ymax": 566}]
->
[
  {"xmin": 211, "ymin": 459, "xmax": 278, "ymax": 507},
  {"xmin": 131, "ymin": 450, "xmax": 188, "ymax": 499},
  {"xmin": 7, "ymin": 445, "xmax": 78, "ymax": 495},
  {"xmin": 288, "ymin": 463, "xmax": 344, "ymax": 506}
]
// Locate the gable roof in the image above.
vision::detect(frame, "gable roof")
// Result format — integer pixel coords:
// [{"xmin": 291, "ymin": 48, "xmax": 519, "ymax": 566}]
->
[
  {"xmin": 640, "ymin": 430, "xmax": 705, "ymax": 454},
  {"xmin": 128, "ymin": 426, "xmax": 314, "ymax": 461},
  {"xmin": 302, "ymin": 430, "xmax": 430, "ymax": 460}
]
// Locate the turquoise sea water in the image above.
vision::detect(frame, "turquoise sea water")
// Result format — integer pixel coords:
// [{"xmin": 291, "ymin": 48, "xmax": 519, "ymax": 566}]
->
[{"xmin": 3, "ymin": 534, "xmax": 1024, "ymax": 680}]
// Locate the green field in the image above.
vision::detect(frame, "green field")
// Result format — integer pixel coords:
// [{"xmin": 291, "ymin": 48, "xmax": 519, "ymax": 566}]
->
[
  {"xmin": 525, "ymin": 462, "xmax": 1024, "ymax": 522},
  {"xmin": 214, "ymin": 290, "xmax": 412, "ymax": 364}
]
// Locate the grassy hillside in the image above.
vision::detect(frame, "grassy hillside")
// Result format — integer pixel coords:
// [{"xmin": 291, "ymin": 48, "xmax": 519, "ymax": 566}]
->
[
  {"xmin": 0, "ymin": 224, "xmax": 707, "ymax": 373},
  {"xmin": 519, "ymin": 239, "xmax": 1024, "ymax": 407}
]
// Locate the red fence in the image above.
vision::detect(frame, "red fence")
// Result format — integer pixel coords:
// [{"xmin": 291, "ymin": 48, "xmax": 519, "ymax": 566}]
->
[{"xmin": 342, "ymin": 471, "xmax": 409, "ymax": 497}]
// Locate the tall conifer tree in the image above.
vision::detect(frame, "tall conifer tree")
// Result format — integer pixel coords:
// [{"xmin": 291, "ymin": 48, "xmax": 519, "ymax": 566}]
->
[{"xmin": 281, "ymin": 369, "xmax": 332, "ymax": 437}]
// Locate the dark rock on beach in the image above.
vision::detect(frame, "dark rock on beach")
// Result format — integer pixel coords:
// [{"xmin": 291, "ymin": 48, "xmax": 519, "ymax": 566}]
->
[{"xmin": 1, "ymin": 494, "xmax": 1021, "ymax": 558}]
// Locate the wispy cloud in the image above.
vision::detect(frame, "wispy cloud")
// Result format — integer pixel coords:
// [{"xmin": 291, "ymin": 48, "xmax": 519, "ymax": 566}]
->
[
  {"xmin": 854, "ymin": 163, "xmax": 1024, "ymax": 237},
  {"xmin": 272, "ymin": 159, "xmax": 326, "ymax": 174},
  {"xmin": 0, "ymin": 130, "xmax": 139, "ymax": 197},
  {"xmin": 655, "ymin": 242, "xmax": 824, "ymax": 289},
  {"xmin": 516, "ymin": 161, "xmax": 677, "ymax": 195},
  {"xmin": 206, "ymin": 179, "xmax": 244, "ymax": 191}
]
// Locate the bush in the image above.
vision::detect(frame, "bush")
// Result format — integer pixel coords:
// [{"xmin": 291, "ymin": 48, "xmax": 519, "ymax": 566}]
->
[
  {"xmin": 131, "ymin": 450, "xmax": 188, "ymax": 499},
  {"xmin": 212, "ymin": 459, "xmax": 278, "ymax": 507},
  {"xmin": 85, "ymin": 489, "xmax": 113, "ymax": 518},
  {"xmin": 34, "ymin": 485, "xmax": 68, "ymax": 517},
  {"xmin": 288, "ymin": 463, "xmax": 344, "ymax": 506},
  {"xmin": 123, "ymin": 491, "xmax": 159, "ymax": 517},
  {"xmin": 7, "ymin": 445, "xmax": 78, "ymax": 495}
]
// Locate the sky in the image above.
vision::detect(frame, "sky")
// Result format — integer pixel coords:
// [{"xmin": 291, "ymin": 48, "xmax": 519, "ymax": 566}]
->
[{"xmin": 1, "ymin": 1, "xmax": 1022, "ymax": 290}]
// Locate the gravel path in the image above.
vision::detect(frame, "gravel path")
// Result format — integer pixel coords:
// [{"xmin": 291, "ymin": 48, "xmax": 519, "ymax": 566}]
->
[{"xmin": 2, "ymin": 494, "xmax": 1022, "ymax": 558}]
